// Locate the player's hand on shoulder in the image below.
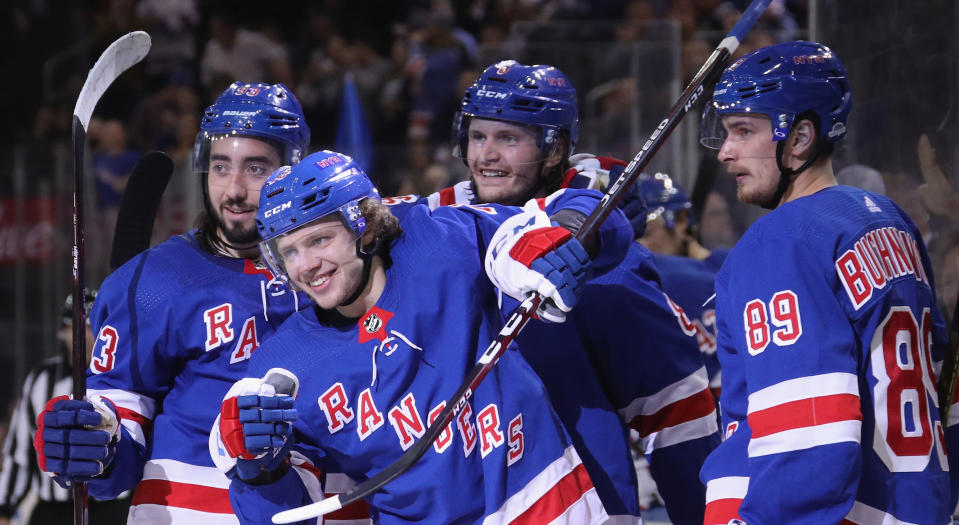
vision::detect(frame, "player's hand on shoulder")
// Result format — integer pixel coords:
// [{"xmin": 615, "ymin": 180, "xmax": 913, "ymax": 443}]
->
[
  {"xmin": 213, "ymin": 368, "xmax": 299, "ymax": 483},
  {"xmin": 485, "ymin": 200, "xmax": 590, "ymax": 323},
  {"xmin": 34, "ymin": 395, "xmax": 121, "ymax": 488},
  {"xmin": 565, "ymin": 153, "xmax": 647, "ymax": 238}
]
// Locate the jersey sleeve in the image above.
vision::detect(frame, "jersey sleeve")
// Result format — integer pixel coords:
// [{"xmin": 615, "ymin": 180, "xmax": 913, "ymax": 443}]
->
[
  {"xmin": 84, "ymin": 256, "xmax": 177, "ymax": 497},
  {"xmin": 578, "ymin": 267, "xmax": 720, "ymax": 524},
  {"xmin": 720, "ymin": 233, "xmax": 864, "ymax": 524}
]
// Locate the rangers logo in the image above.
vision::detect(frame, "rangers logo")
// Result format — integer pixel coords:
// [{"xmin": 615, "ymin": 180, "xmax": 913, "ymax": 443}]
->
[
  {"xmin": 496, "ymin": 65, "xmax": 510, "ymax": 74},
  {"xmin": 364, "ymin": 313, "xmax": 383, "ymax": 334}
]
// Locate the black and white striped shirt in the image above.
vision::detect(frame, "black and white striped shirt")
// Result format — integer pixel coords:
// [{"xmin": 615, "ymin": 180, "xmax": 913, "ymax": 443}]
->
[{"xmin": 0, "ymin": 356, "xmax": 73, "ymax": 516}]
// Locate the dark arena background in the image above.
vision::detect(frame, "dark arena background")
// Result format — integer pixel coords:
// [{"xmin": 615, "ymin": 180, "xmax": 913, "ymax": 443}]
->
[{"xmin": 0, "ymin": 1, "xmax": 955, "ymax": 521}]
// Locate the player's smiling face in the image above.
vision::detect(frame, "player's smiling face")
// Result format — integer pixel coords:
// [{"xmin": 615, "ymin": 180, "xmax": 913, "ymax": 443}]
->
[
  {"xmin": 274, "ymin": 215, "xmax": 366, "ymax": 311},
  {"xmin": 207, "ymin": 136, "xmax": 283, "ymax": 251},
  {"xmin": 717, "ymin": 114, "xmax": 780, "ymax": 206},
  {"xmin": 467, "ymin": 118, "xmax": 546, "ymax": 206}
]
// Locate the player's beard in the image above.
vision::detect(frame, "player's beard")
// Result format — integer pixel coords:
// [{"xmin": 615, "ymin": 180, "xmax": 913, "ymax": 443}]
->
[
  {"xmin": 211, "ymin": 197, "xmax": 260, "ymax": 247},
  {"xmin": 469, "ymin": 169, "xmax": 545, "ymax": 207},
  {"xmin": 734, "ymin": 159, "xmax": 781, "ymax": 207}
]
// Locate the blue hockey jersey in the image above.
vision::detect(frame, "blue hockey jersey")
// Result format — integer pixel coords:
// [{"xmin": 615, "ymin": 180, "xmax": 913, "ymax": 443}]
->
[
  {"xmin": 702, "ymin": 186, "xmax": 954, "ymax": 525},
  {"xmin": 652, "ymin": 251, "xmax": 729, "ymax": 396},
  {"xmin": 384, "ymin": 181, "xmax": 720, "ymax": 524},
  {"xmin": 86, "ymin": 232, "xmax": 312, "ymax": 524},
  {"xmin": 228, "ymin": 190, "xmax": 631, "ymax": 524}
]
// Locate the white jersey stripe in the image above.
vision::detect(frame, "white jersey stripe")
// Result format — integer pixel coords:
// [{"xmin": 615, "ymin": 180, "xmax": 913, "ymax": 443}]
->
[
  {"xmin": 637, "ymin": 412, "xmax": 719, "ymax": 454},
  {"xmin": 619, "ymin": 367, "xmax": 710, "ymax": 422},
  {"xmin": 483, "ymin": 446, "xmax": 607, "ymax": 525},
  {"xmin": 843, "ymin": 500, "xmax": 920, "ymax": 525},
  {"xmin": 747, "ymin": 372, "xmax": 859, "ymax": 413},
  {"xmin": 705, "ymin": 476, "xmax": 749, "ymax": 503},
  {"xmin": 127, "ymin": 503, "xmax": 239, "ymax": 525},
  {"xmin": 748, "ymin": 419, "xmax": 861, "ymax": 457},
  {"xmin": 141, "ymin": 458, "xmax": 232, "ymax": 489}
]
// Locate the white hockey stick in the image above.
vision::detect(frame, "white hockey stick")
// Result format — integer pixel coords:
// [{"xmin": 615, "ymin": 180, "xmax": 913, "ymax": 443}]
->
[
  {"xmin": 273, "ymin": 3, "xmax": 771, "ymax": 522},
  {"xmin": 70, "ymin": 30, "xmax": 150, "ymax": 525}
]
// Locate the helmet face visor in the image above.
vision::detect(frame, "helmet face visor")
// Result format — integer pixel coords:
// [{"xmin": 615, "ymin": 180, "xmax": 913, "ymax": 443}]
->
[
  {"xmin": 700, "ymin": 105, "xmax": 778, "ymax": 156},
  {"xmin": 259, "ymin": 213, "xmax": 359, "ymax": 290},
  {"xmin": 700, "ymin": 103, "xmax": 729, "ymax": 150}
]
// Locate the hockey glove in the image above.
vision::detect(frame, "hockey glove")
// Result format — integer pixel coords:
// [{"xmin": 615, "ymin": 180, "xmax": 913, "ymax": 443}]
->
[
  {"xmin": 212, "ymin": 368, "xmax": 299, "ymax": 483},
  {"xmin": 565, "ymin": 154, "xmax": 648, "ymax": 238},
  {"xmin": 486, "ymin": 200, "xmax": 590, "ymax": 323},
  {"xmin": 34, "ymin": 395, "xmax": 120, "ymax": 488}
]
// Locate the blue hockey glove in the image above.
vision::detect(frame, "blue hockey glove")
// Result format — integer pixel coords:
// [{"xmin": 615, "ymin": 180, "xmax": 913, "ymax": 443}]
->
[
  {"xmin": 486, "ymin": 201, "xmax": 590, "ymax": 322},
  {"xmin": 34, "ymin": 395, "xmax": 120, "ymax": 488},
  {"xmin": 608, "ymin": 164, "xmax": 648, "ymax": 238},
  {"xmin": 215, "ymin": 369, "xmax": 299, "ymax": 483},
  {"xmin": 565, "ymin": 154, "xmax": 647, "ymax": 239}
]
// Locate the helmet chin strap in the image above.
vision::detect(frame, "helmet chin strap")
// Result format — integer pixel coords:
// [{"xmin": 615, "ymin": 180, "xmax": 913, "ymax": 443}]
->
[
  {"xmin": 337, "ymin": 236, "xmax": 381, "ymax": 309},
  {"xmin": 762, "ymin": 138, "xmax": 823, "ymax": 210}
]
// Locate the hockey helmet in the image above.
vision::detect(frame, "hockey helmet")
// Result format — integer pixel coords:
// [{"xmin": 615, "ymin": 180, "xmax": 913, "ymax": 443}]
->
[
  {"xmin": 455, "ymin": 61, "xmax": 579, "ymax": 157},
  {"xmin": 194, "ymin": 82, "xmax": 310, "ymax": 173},
  {"xmin": 60, "ymin": 288, "xmax": 98, "ymax": 326},
  {"xmin": 638, "ymin": 172, "xmax": 693, "ymax": 229},
  {"xmin": 257, "ymin": 151, "xmax": 380, "ymax": 278},
  {"xmin": 700, "ymin": 40, "xmax": 852, "ymax": 149}
]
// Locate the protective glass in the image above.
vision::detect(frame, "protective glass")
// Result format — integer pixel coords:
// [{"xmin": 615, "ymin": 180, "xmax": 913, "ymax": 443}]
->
[
  {"xmin": 699, "ymin": 106, "xmax": 779, "ymax": 158},
  {"xmin": 699, "ymin": 104, "xmax": 730, "ymax": 150}
]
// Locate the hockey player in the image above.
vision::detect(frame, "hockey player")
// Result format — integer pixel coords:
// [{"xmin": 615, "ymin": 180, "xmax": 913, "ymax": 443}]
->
[
  {"xmin": 32, "ymin": 82, "xmax": 325, "ymax": 524},
  {"xmin": 698, "ymin": 40, "xmax": 956, "ymax": 524},
  {"xmin": 209, "ymin": 150, "xmax": 633, "ymax": 523},
  {"xmin": 387, "ymin": 61, "xmax": 720, "ymax": 524},
  {"xmin": 638, "ymin": 172, "xmax": 726, "ymax": 397}
]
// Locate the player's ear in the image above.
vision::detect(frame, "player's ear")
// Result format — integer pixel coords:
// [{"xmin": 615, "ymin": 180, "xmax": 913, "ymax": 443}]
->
[{"xmin": 790, "ymin": 119, "xmax": 817, "ymax": 157}]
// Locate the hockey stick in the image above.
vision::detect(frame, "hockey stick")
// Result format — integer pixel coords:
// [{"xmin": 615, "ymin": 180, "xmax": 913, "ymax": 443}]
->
[
  {"xmin": 110, "ymin": 151, "xmax": 173, "ymax": 271},
  {"xmin": 71, "ymin": 31, "xmax": 150, "ymax": 525},
  {"xmin": 272, "ymin": 3, "xmax": 771, "ymax": 522},
  {"xmin": 937, "ymin": 293, "xmax": 959, "ymax": 422}
]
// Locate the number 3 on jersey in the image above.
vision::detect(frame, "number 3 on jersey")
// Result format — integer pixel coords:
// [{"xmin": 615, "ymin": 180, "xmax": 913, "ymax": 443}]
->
[
  {"xmin": 742, "ymin": 290, "xmax": 803, "ymax": 355},
  {"xmin": 871, "ymin": 306, "xmax": 946, "ymax": 472},
  {"xmin": 91, "ymin": 325, "xmax": 119, "ymax": 373}
]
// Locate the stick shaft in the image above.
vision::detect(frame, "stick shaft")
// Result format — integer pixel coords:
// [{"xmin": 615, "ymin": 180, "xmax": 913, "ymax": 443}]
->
[{"xmin": 70, "ymin": 116, "xmax": 89, "ymax": 525}]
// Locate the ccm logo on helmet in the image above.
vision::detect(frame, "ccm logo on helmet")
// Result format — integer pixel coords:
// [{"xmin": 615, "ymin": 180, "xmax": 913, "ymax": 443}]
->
[
  {"xmin": 264, "ymin": 201, "xmax": 292, "ymax": 218},
  {"xmin": 476, "ymin": 90, "xmax": 508, "ymax": 99}
]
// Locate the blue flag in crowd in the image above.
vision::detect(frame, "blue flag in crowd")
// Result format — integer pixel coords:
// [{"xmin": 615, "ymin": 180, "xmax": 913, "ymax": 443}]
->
[{"xmin": 335, "ymin": 72, "xmax": 373, "ymax": 171}]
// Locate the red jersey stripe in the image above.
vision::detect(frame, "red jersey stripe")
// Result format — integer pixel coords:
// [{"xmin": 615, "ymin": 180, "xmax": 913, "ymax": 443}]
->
[
  {"xmin": 509, "ymin": 462, "xmax": 594, "ymax": 525},
  {"xmin": 131, "ymin": 479, "xmax": 232, "ymax": 514},
  {"xmin": 632, "ymin": 388, "xmax": 716, "ymax": 437},
  {"xmin": 704, "ymin": 498, "xmax": 743, "ymax": 525},
  {"xmin": 749, "ymin": 393, "xmax": 861, "ymax": 439}
]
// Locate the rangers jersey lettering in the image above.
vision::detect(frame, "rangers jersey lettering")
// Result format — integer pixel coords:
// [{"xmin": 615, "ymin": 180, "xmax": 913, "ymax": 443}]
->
[
  {"xmin": 702, "ymin": 186, "xmax": 955, "ymax": 525},
  {"xmin": 228, "ymin": 192, "xmax": 630, "ymax": 524}
]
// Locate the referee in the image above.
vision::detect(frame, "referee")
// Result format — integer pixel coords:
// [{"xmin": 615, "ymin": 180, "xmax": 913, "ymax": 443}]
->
[{"xmin": 0, "ymin": 290, "xmax": 130, "ymax": 525}]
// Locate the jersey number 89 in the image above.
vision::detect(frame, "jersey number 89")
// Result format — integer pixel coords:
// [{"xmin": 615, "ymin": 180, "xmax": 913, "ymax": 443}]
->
[{"xmin": 871, "ymin": 306, "xmax": 947, "ymax": 473}]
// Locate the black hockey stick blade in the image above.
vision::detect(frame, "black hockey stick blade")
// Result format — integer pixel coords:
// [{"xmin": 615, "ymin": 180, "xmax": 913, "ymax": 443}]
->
[
  {"xmin": 272, "ymin": 2, "xmax": 772, "ymax": 522},
  {"xmin": 938, "ymin": 293, "xmax": 959, "ymax": 422},
  {"xmin": 71, "ymin": 31, "xmax": 150, "ymax": 525},
  {"xmin": 110, "ymin": 151, "xmax": 173, "ymax": 271}
]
